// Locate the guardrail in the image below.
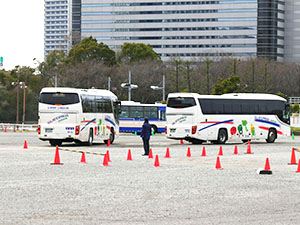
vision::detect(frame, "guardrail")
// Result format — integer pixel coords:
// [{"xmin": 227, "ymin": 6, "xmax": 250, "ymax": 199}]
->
[{"xmin": 0, "ymin": 123, "xmax": 38, "ymax": 132}]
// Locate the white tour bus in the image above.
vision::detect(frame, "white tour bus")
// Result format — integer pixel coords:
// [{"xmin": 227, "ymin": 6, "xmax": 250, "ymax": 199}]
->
[
  {"xmin": 166, "ymin": 93, "xmax": 290, "ymax": 144},
  {"xmin": 38, "ymin": 87, "xmax": 120, "ymax": 146},
  {"xmin": 120, "ymin": 101, "xmax": 166, "ymax": 134}
]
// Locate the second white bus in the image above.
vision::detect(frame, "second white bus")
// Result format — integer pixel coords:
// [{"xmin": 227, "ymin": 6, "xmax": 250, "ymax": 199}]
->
[
  {"xmin": 38, "ymin": 87, "xmax": 120, "ymax": 146},
  {"xmin": 166, "ymin": 93, "xmax": 290, "ymax": 144}
]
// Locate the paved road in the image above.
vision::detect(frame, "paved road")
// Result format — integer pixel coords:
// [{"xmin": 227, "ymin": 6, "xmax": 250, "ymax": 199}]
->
[{"xmin": 1, "ymin": 132, "xmax": 300, "ymax": 224}]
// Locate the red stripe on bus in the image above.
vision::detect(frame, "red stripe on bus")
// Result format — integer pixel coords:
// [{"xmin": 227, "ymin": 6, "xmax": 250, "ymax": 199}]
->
[{"xmin": 258, "ymin": 126, "xmax": 283, "ymax": 135}]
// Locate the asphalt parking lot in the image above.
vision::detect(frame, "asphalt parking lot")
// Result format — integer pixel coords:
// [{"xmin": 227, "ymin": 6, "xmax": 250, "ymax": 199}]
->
[{"xmin": 1, "ymin": 132, "xmax": 300, "ymax": 225}]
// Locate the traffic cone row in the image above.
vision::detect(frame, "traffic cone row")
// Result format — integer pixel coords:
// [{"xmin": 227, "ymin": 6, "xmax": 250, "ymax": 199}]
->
[{"xmin": 47, "ymin": 142, "xmax": 300, "ymax": 173}]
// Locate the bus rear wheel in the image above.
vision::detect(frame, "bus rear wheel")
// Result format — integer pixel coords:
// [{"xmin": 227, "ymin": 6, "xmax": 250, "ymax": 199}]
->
[
  {"xmin": 49, "ymin": 139, "xmax": 62, "ymax": 146},
  {"xmin": 266, "ymin": 129, "xmax": 277, "ymax": 143},
  {"xmin": 86, "ymin": 129, "xmax": 93, "ymax": 146},
  {"xmin": 217, "ymin": 129, "xmax": 227, "ymax": 144}
]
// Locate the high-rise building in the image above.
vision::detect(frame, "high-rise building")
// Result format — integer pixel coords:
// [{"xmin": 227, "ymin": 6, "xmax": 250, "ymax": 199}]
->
[
  {"xmin": 285, "ymin": 0, "xmax": 300, "ymax": 62},
  {"xmin": 45, "ymin": 0, "xmax": 286, "ymax": 61},
  {"xmin": 81, "ymin": 0, "xmax": 284, "ymax": 61},
  {"xmin": 44, "ymin": 0, "xmax": 71, "ymax": 58}
]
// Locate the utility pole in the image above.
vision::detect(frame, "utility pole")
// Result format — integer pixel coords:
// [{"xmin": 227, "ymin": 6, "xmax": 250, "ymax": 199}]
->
[
  {"xmin": 108, "ymin": 76, "xmax": 111, "ymax": 91},
  {"xmin": 128, "ymin": 71, "xmax": 131, "ymax": 101}
]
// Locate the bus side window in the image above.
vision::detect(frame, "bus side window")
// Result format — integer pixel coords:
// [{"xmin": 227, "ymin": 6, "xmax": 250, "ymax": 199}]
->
[
  {"xmin": 144, "ymin": 106, "xmax": 158, "ymax": 119},
  {"xmin": 120, "ymin": 106, "xmax": 129, "ymax": 118}
]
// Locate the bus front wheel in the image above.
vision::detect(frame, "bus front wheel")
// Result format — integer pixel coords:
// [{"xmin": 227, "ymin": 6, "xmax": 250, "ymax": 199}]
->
[
  {"xmin": 104, "ymin": 128, "xmax": 115, "ymax": 144},
  {"xmin": 217, "ymin": 129, "xmax": 227, "ymax": 144},
  {"xmin": 151, "ymin": 125, "xmax": 158, "ymax": 134},
  {"xmin": 266, "ymin": 129, "xmax": 277, "ymax": 143}
]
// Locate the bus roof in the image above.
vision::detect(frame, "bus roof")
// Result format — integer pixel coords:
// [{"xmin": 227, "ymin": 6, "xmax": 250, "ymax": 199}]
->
[
  {"xmin": 40, "ymin": 87, "xmax": 118, "ymax": 100},
  {"xmin": 167, "ymin": 93, "xmax": 287, "ymax": 101},
  {"xmin": 121, "ymin": 101, "xmax": 166, "ymax": 107}
]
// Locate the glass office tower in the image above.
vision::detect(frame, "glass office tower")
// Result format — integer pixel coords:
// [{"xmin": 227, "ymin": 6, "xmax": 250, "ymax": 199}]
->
[
  {"xmin": 81, "ymin": 0, "xmax": 285, "ymax": 61},
  {"xmin": 44, "ymin": 0, "xmax": 71, "ymax": 58},
  {"xmin": 285, "ymin": 0, "xmax": 300, "ymax": 62}
]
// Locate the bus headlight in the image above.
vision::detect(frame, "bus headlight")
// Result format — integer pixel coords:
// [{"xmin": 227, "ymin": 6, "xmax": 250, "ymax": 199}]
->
[
  {"xmin": 75, "ymin": 125, "xmax": 80, "ymax": 135},
  {"xmin": 192, "ymin": 125, "xmax": 197, "ymax": 134}
]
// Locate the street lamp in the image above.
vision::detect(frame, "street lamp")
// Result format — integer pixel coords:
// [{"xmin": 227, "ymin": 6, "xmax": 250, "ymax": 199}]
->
[
  {"xmin": 20, "ymin": 82, "xmax": 27, "ymax": 125},
  {"xmin": 11, "ymin": 82, "xmax": 27, "ymax": 126},
  {"xmin": 151, "ymin": 75, "xmax": 166, "ymax": 102},
  {"xmin": 121, "ymin": 71, "xmax": 138, "ymax": 101}
]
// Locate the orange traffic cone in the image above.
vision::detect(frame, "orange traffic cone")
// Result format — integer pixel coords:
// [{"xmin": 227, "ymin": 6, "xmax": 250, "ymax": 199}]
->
[
  {"xmin": 288, "ymin": 148, "xmax": 297, "ymax": 165},
  {"xmin": 165, "ymin": 147, "xmax": 170, "ymax": 158},
  {"xmin": 107, "ymin": 139, "xmax": 111, "ymax": 147},
  {"xmin": 218, "ymin": 146, "xmax": 223, "ymax": 156},
  {"xmin": 148, "ymin": 148, "xmax": 153, "ymax": 159},
  {"xmin": 258, "ymin": 158, "xmax": 272, "ymax": 174},
  {"xmin": 215, "ymin": 156, "xmax": 223, "ymax": 170},
  {"xmin": 296, "ymin": 159, "xmax": 300, "ymax": 173},
  {"xmin": 264, "ymin": 157, "xmax": 271, "ymax": 171},
  {"xmin": 51, "ymin": 146, "xmax": 63, "ymax": 165},
  {"xmin": 106, "ymin": 150, "xmax": 111, "ymax": 162},
  {"xmin": 79, "ymin": 152, "xmax": 87, "ymax": 163},
  {"xmin": 180, "ymin": 139, "xmax": 184, "ymax": 144},
  {"xmin": 23, "ymin": 140, "xmax": 28, "ymax": 149},
  {"xmin": 187, "ymin": 147, "xmax": 191, "ymax": 157},
  {"xmin": 233, "ymin": 146, "xmax": 238, "ymax": 155},
  {"xmin": 246, "ymin": 140, "xmax": 253, "ymax": 154},
  {"xmin": 201, "ymin": 146, "xmax": 207, "ymax": 157},
  {"xmin": 127, "ymin": 149, "xmax": 132, "ymax": 160},
  {"xmin": 103, "ymin": 153, "xmax": 109, "ymax": 166},
  {"xmin": 154, "ymin": 155, "xmax": 160, "ymax": 167}
]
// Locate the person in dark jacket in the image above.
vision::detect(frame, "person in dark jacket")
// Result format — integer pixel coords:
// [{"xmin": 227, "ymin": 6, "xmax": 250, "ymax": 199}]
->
[{"xmin": 140, "ymin": 117, "xmax": 152, "ymax": 156}]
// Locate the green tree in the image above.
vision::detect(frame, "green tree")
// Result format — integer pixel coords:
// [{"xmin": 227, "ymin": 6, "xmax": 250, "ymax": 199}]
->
[
  {"xmin": 38, "ymin": 50, "xmax": 65, "ymax": 87},
  {"xmin": 67, "ymin": 37, "xmax": 117, "ymax": 66},
  {"xmin": 213, "ymin": 76, "xmax": 241, "ymax": 95},
  {"xmin": 290, "ymin": 104, "xmax": 299, "ymax": 113},
  {"xmin": 119, "ymin": 43, "xmax": 161, "ymax": 63}
]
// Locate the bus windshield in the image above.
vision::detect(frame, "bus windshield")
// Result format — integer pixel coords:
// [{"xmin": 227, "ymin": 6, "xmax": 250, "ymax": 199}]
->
[
  {"xmin": 167, "ymin": 97, "xmax": 196, "ymax": 108},
  {"xmin": 39, "ymin": 92, "xmax": 80, "ymax": 105}
]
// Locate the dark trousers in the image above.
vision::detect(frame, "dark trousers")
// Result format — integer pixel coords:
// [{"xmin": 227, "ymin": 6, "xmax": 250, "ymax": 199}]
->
[{"xmin": 143, "ymin": 139, "xmax": 150, "ymax": 155}]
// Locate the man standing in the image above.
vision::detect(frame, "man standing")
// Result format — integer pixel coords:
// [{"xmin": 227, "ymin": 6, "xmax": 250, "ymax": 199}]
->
[{"xmin": 140, "ymin": 117, "xmax": 152, "ymax": 156}]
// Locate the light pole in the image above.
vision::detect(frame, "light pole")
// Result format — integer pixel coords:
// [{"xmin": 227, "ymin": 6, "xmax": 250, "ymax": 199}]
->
[
  {"xmin": 20, "ymin": 82, "xmax": 27, "ymax": 125},
  {"xmin": 121, "ymin": 71, "xmax": 138, "ymax": 101},
  {"xmin": 11, "ymin": 81, "xmax": 20, "ymax": 125},
  {"xmin": 11, "ymin": 82, "xmax": 27, "ymax": 126},
  {"xmin": 151, "ymin": 75, "xmax": 166, "ymax": 102}
]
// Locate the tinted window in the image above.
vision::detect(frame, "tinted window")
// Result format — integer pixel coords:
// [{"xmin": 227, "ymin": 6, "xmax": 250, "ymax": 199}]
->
[
  {"xmin": 40, "ymin": 92, "xmax": 79, "ymax": 105},
  {"xmin": 198, "ymin": 98, "xmax": 289, "ymax": 124},
  {"xmin": 120, "ymin": 106, "xmax": 130, "ymax": 118},
  {"xmin": 167, "ymin": 97, "xmax": 196, "ymax": 108},
  {"xmin": 129, "ymin": 106, "xmax": 144, "ymax": 118},
  {"xmin": 81, "ymin": 95, "xmax": 112, "ymax": 113},
  {"xmin": 144, "ymin": 106, "xmax": 158, "ymax": 119}
]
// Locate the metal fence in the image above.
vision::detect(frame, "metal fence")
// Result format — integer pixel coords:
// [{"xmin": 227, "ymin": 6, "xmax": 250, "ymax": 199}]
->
[{"xmin": 0, "ymin": 123, "xmax": 38, "ymax": 132}]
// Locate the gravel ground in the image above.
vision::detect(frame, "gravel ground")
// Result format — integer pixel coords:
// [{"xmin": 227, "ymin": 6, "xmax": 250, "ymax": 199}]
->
[{"xmin": 1, "ymin": 132, "xmax": 300, "ymax": 224}]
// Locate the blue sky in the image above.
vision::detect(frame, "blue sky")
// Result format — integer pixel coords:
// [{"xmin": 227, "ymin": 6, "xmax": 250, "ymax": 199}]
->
[{"xmin": 0, "ymin": 1, "xmax": 44, "ymax": 70}]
